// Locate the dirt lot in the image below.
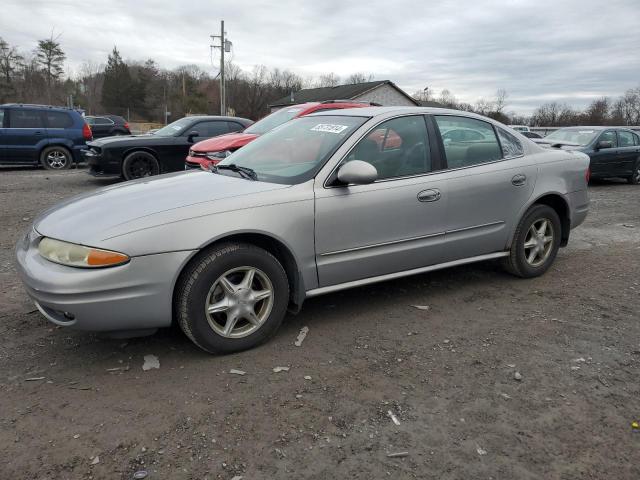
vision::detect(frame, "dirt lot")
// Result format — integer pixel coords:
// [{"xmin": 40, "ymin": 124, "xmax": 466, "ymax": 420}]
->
[{"xmin": 1, "ymin": 168, "xmax": 639, "ymax": 480}]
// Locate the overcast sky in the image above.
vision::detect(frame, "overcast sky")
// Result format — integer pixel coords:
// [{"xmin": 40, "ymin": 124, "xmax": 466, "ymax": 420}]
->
[{"xmin": 2, "ymin": 0, "xmax": 639, "ymax": 114}]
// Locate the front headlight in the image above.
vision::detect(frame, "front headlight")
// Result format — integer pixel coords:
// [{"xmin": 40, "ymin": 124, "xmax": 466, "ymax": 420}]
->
[
  {"xmin": 38, "ymin": 237, "xmax": 130, "ymax": 268},
  {"xmin": 205, "ymin": 150, "xmax": 231, "ymax": 160}
]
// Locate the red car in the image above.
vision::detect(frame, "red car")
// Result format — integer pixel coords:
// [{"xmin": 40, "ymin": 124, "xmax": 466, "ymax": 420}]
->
[{"xmin": 185, "ymin": 100, "xmax": 376, "ymax": 170}]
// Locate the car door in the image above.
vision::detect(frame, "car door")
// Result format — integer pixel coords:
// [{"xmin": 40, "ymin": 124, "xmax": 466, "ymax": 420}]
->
[
  {"xmin": 590, "ymin": 130, "xmax": 620, "ymax": 178},
  {"xmin": 617, "ymin": 130, "xmax": 639, "ymax": 177},
  {"xmin": 4, "ymin": 108, "xmax": 47, "ymax": 163},
  {"xmin": 432, "ymin": 115, "xmax": 538, "ymax": 261},
  {"xmin": 314, "ymin": 114, "xmax": 448, "ymax": 287}
]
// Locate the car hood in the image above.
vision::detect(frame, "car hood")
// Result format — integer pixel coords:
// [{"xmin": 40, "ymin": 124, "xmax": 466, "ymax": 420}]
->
[
  {"xmin": 191, "ymin": 132, "xmax": 259, "ymax": 152},
  {"xmin": 34, "ymin": 171, "xmax": 290, "ymax": 249},
  {"xmin": 88, "ymin": 134, "xmax": 171, "ymax": 148}
]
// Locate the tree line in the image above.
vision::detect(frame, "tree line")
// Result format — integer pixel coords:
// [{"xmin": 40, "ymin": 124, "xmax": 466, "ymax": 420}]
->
[{"xmin": 1, "ymin": 34, "xmax": 639, "ymax": 126}]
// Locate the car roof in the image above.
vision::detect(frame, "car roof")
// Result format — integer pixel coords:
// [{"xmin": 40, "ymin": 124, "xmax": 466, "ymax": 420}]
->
[
  {"xmin": 0, "ymin": 103, "xmax": 77, "ymax": 112},
  {"xmin": 183, "ymin": 115, "xmax": 253, "ymax": 124},
  {"xmin": 307, "ymin": 106, "xmax": 492, "ymax": 119}
]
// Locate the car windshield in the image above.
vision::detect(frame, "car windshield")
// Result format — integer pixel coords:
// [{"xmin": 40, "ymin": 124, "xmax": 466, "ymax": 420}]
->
[
  {"xmin": 153, "ymin": 118, "xmax": 192, "ymax": 136},
  {"xmin": 216, "ymin": 115, "xmax": 368, "ymax": 184},
  {"xmin": 545, "ymin": 129, "xmax": 598, "ymax": 146},
  {"xmin": 244, "ymin": 106, "xmax": 307, "ymax": 135}
]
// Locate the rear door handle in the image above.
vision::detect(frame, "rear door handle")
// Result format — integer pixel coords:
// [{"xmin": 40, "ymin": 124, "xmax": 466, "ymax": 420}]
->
[
  {"xmin": 417, "ymin": 189, "xmax": 441, "ymax": 202},
  {"xmin": 512, "ymin": 174, "xmax": 526, "ymax": 186},
  {"xmin": 34, "ymin": 131, "xmax": 43, "ymax": 135}
]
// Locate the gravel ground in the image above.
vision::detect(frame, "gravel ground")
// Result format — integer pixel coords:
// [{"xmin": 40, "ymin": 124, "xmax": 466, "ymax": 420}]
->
[{"xmin": 1, "ymin": 168, "xmax": 639, "ymax": 480}]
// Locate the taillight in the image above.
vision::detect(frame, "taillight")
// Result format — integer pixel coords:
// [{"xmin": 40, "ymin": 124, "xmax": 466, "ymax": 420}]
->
[
  {"xmin": 124, "ymin": 122, "xmax": 130, "ymax": 131},
  {"xmin": 82, "ymin": 123, "xmax": 93, "ymax": 141},
  {"xmin": 585, "ymin": 167, "xmax": 591, "ymax": 183}
]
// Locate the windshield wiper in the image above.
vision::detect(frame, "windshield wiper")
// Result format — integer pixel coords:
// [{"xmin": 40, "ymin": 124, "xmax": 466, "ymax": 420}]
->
[{"xmin": 209, "ymin": 163, "xmax": 258, "ymax": 181}]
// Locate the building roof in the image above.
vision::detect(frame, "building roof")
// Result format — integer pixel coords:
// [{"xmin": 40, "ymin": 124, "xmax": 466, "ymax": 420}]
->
[{"xmin": 268, "ymin": 80, "xmax": 420, "ymax": 107}]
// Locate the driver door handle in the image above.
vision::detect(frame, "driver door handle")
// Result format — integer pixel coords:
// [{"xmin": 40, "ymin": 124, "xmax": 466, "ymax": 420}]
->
[{"xmin": 417, "ymin": 189, "xmax": 441, "ymax": 202}]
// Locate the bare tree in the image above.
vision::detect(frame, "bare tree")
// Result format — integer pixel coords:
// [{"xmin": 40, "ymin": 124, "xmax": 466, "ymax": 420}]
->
[
  {"xmin": 316, "ymin": 73, "xmax": 340, "ymax": 88},
  {"xmin": 345, "ymin": 72, "xmax": 373, "ymax": 84},
  {"xmin": 494, "ymin": 89, "xmax": 508, "ymax": 114}
]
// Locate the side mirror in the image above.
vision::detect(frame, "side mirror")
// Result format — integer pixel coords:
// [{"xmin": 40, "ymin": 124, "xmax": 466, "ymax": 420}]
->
[
  {"xmin": 596, "ymin": 140, "xmax": 613, "ymax": 150},
  {"xmin": 187, "ymin": 130, "xmax": 200, "ymax": 143},
  {"xmin": 337, "ymin": 160, "xmax": 378, "ymax": 185}
]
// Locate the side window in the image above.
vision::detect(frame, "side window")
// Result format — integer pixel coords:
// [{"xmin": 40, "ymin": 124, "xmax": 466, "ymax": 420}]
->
[
  {"xmin": 348, "ymin": 115, "xmax": 431, "ymax": 180},
  {"xmin": 226, "ymin": 121, "xmax": 245, "ymax": 133},
  {"xmin": 192, "ymin": 121, "xmax": 229, "ymax": 137},
  {"xmin": 496, "ymin": 128, "xmax": 524, "ymax": 158},
  {"xmin": 435, "ymin": 116, "xmax": 502, "ymax": 168},
  {"xmin": 45, "ymin": 111, "xmax": 73, "ymax": 129},
  {"xmin": 633, "ymin": 133, "xmax": 640, "ymax": 146},
  {"xmin": 599, "ymin": 130, "xmax": 617, "ymax": 147},
  {"xmin": 618, "ymin": 130, "xmax": 634, "ymax": 147},
  {"xmin": 0, "ymin": 109, "xmax": 4, "ymax": 127},
  {"xmin": 9, "ymin": 109, "xmax": 45, "ymax": 128}
]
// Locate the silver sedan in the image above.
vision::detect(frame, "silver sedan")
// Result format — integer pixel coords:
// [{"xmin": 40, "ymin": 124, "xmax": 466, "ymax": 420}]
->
[{"xmin": 16, "ymin": 107, "xmax": 590, "ymax": 354}]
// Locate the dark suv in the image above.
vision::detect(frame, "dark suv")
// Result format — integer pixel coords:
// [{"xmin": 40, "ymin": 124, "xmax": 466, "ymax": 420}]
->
[
  {"xmin": 85, "ymin": 115, "xmax": 131, "ymax": 138},
  {"xmin": 0, "ymin": 104, "xmax": 92, "ymax": 169}
]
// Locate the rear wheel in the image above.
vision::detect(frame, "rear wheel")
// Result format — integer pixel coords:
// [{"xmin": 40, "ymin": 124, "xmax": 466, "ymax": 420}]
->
[
  {"xmin": 175, "ymin": 243, "xmax": 289, "ymax": 354},
  {"xmin": 628, "ymin": 160, "xmax": 640, "ymax": 185},
  {"xmin": 122, "ymin": 151, "xmax": 160, "ymax": 180},
  {"xmin": 503, "ymin": 204, "xmax": 561, "ymax": 278},
  {"xmin": 40, "ymin": 146, "xmax": 72, "ymax": 170}
]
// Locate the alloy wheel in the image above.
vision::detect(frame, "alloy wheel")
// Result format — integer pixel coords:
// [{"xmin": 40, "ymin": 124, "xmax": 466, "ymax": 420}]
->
[
  {"xmin": 46, "ymin": 150, "xmax": 68, "ymax": 169},
  {"xmin": 634, "ymin": 165, "xmax": 640, "ymax": 184},
  {"xmin": 523, "ymin": 218, "xmax": 554, "ymax": 267},
  {"xmin": 127, "ymin": 155, "xmax": 155, "ymax": 178},
  {"xmin": 204, "ymin": 266, "xmax": 274, "ymax": 338}
]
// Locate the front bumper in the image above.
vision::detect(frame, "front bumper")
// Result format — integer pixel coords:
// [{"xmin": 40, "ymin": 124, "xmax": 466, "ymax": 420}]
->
[
  {"xmin": 15, "ymin": 229, "xmax": 194, "ymax": 332},
  {"xmin": 83, "ymin": 148, "xmax": 121, "ymax": 177},
  {"xmin": 185, "ymin": 154, "xmax": 211, "ymax": 171}
]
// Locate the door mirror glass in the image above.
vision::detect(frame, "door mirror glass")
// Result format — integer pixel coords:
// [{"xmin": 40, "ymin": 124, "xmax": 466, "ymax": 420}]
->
[
  {"xmin": 187, "ymin": 130, "xmax": 199, "ymax": 142},
  {"xmin": 337, "ymin": 160, "xmax": 378, "ymax": 185},
  {"xmin": 597, "ymin": 140, "xmax": 613, "ymax": 149}
]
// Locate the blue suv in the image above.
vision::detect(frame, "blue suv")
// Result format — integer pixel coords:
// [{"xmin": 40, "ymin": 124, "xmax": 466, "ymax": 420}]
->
[{"xmin": 0, "ymin": 104, "xmax": 92, "ymax": 169}]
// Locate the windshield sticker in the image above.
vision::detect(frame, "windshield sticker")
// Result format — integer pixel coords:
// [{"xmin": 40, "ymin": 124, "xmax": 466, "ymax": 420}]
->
[
  {"xmin": 286, "ymin": 108, "xmax": 303, "ymax": 113},
  {"xmin": 170, "ymin": 125, "xmax": 182, "ymax": 130},
  {"xmin": 311, "ymin": 124, "xmax": 349, "ymax": 134},
  {"xmin": 578, "ymin": 130, "xmax": 595, "ymax": 134}
]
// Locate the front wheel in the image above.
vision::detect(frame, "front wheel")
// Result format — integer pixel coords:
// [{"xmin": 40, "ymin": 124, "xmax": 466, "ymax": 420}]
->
[
  {"xmin": 175, "ymin": 243, "xmax": 289, "ymax": 354},
  {"xmin": 41, "ymin": 146, "xmax": 72, "ymax": 170},
  {"xmin": 122, "ymin": 151, "xmax": 160, "ymax": 180},
  {"xmin": 503, "ymin": 204, "xmax": 561, "ymax": 278},
  {"xmin": 628, "ymin": 160, "xmax": 640, "ymax": 185}
]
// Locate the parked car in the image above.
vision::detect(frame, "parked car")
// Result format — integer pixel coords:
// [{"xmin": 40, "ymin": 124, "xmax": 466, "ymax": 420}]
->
[
  {"xmin": 0, "ymin": 103, "xmax": 92, "ymax": 169},
  {"xmin": 85, "ymin": 114, "xmax": 131, "ymax": 138},
  {"xmin": 537, "ymin": 126, "xmax": 640, "ymax": 184},
  {"xmin": 16, "ymin": 107, "xmax": 590, "ymax": 354},
  {"xmin": 83, "ymin": 115, "xmax": 253, "ymax": 180},
  {"xmin": 521, "ymin": 131, "xmax": 542, "ymax": 139},
  {"xmin": 185, "ymin": 101, "xmax": 376, "ymax": 170}
]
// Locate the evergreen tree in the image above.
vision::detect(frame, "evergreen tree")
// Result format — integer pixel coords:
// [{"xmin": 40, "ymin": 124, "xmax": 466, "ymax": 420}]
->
[
  {"xmin": 35, "ymin": 35, "xmax": 65, "ymax": 103},
  {"xmin": 101, "ymin": 47, "xmax": 132, "ymax": 115}
]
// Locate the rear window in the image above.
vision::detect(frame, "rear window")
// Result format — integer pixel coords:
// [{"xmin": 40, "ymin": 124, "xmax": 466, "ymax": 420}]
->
[
  {"xmin": 45, "ymin": 111, "xmax": 73, "ymax": 128},
  {"xmin": 9, "ymin": 109, "xmax": 45, "ymax": 128},
  {"xmin": 496, "ymin": 128, "xmax": 524, "ymax": 158}
]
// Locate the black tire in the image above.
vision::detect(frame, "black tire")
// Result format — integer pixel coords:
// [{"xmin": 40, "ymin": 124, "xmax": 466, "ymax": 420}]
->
[
  {"xmin": 122, "ymin": 151, "xmax": 160, "ymax": 180},
  {"xmin": 503, "ymin": 204, "xmax": 562, "ymax": 278},
  {"xmin": 175, "ymin": 243, "xmax": 289, "ymax": 354},
  {"xmin": 40, "ymin": 146, "xmax": 72, "ymax": 170},
  {"xmin": 628, "ymin": 160, "xmax": 640, "ymax": 185}
]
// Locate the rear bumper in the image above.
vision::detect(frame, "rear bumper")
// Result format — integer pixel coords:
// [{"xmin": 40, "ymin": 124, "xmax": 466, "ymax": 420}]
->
[
  {"xmin": 15, "ymin": 228, "xmax": 194, "ymax": 332},
  {"xmin": 568, "ymin": 189, "xmax": 589, "ymax": 229}
]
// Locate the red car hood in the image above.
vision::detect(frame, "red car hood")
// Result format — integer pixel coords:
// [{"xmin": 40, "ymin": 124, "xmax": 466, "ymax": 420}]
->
[{"xmin": 191, "ymin": 132, "xmax": 259, "ymax": 152}]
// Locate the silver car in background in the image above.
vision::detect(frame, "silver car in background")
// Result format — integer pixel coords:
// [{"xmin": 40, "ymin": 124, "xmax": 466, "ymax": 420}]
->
[{"xmin": 15, "ymin": 107, "xmax": 590, "ymax": 354}]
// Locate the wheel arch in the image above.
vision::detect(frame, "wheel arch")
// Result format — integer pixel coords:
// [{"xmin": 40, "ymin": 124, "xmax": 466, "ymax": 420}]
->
[
  {"xmin": 172, "ymin": 231, "xmax": 305, "ymax": 318},
  {"xmin": 511, "ymin": 192, "xmax": 571, "ymax": 248},
  {"xmin": 121, "ymin": 148, "xmax": 161, "ymax": 175}
]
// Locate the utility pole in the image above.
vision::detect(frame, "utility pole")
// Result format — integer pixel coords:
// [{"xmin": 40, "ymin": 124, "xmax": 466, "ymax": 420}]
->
[{"xmin": 211, "ymin": 21, "xmax": 232, "ymax": 116}]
